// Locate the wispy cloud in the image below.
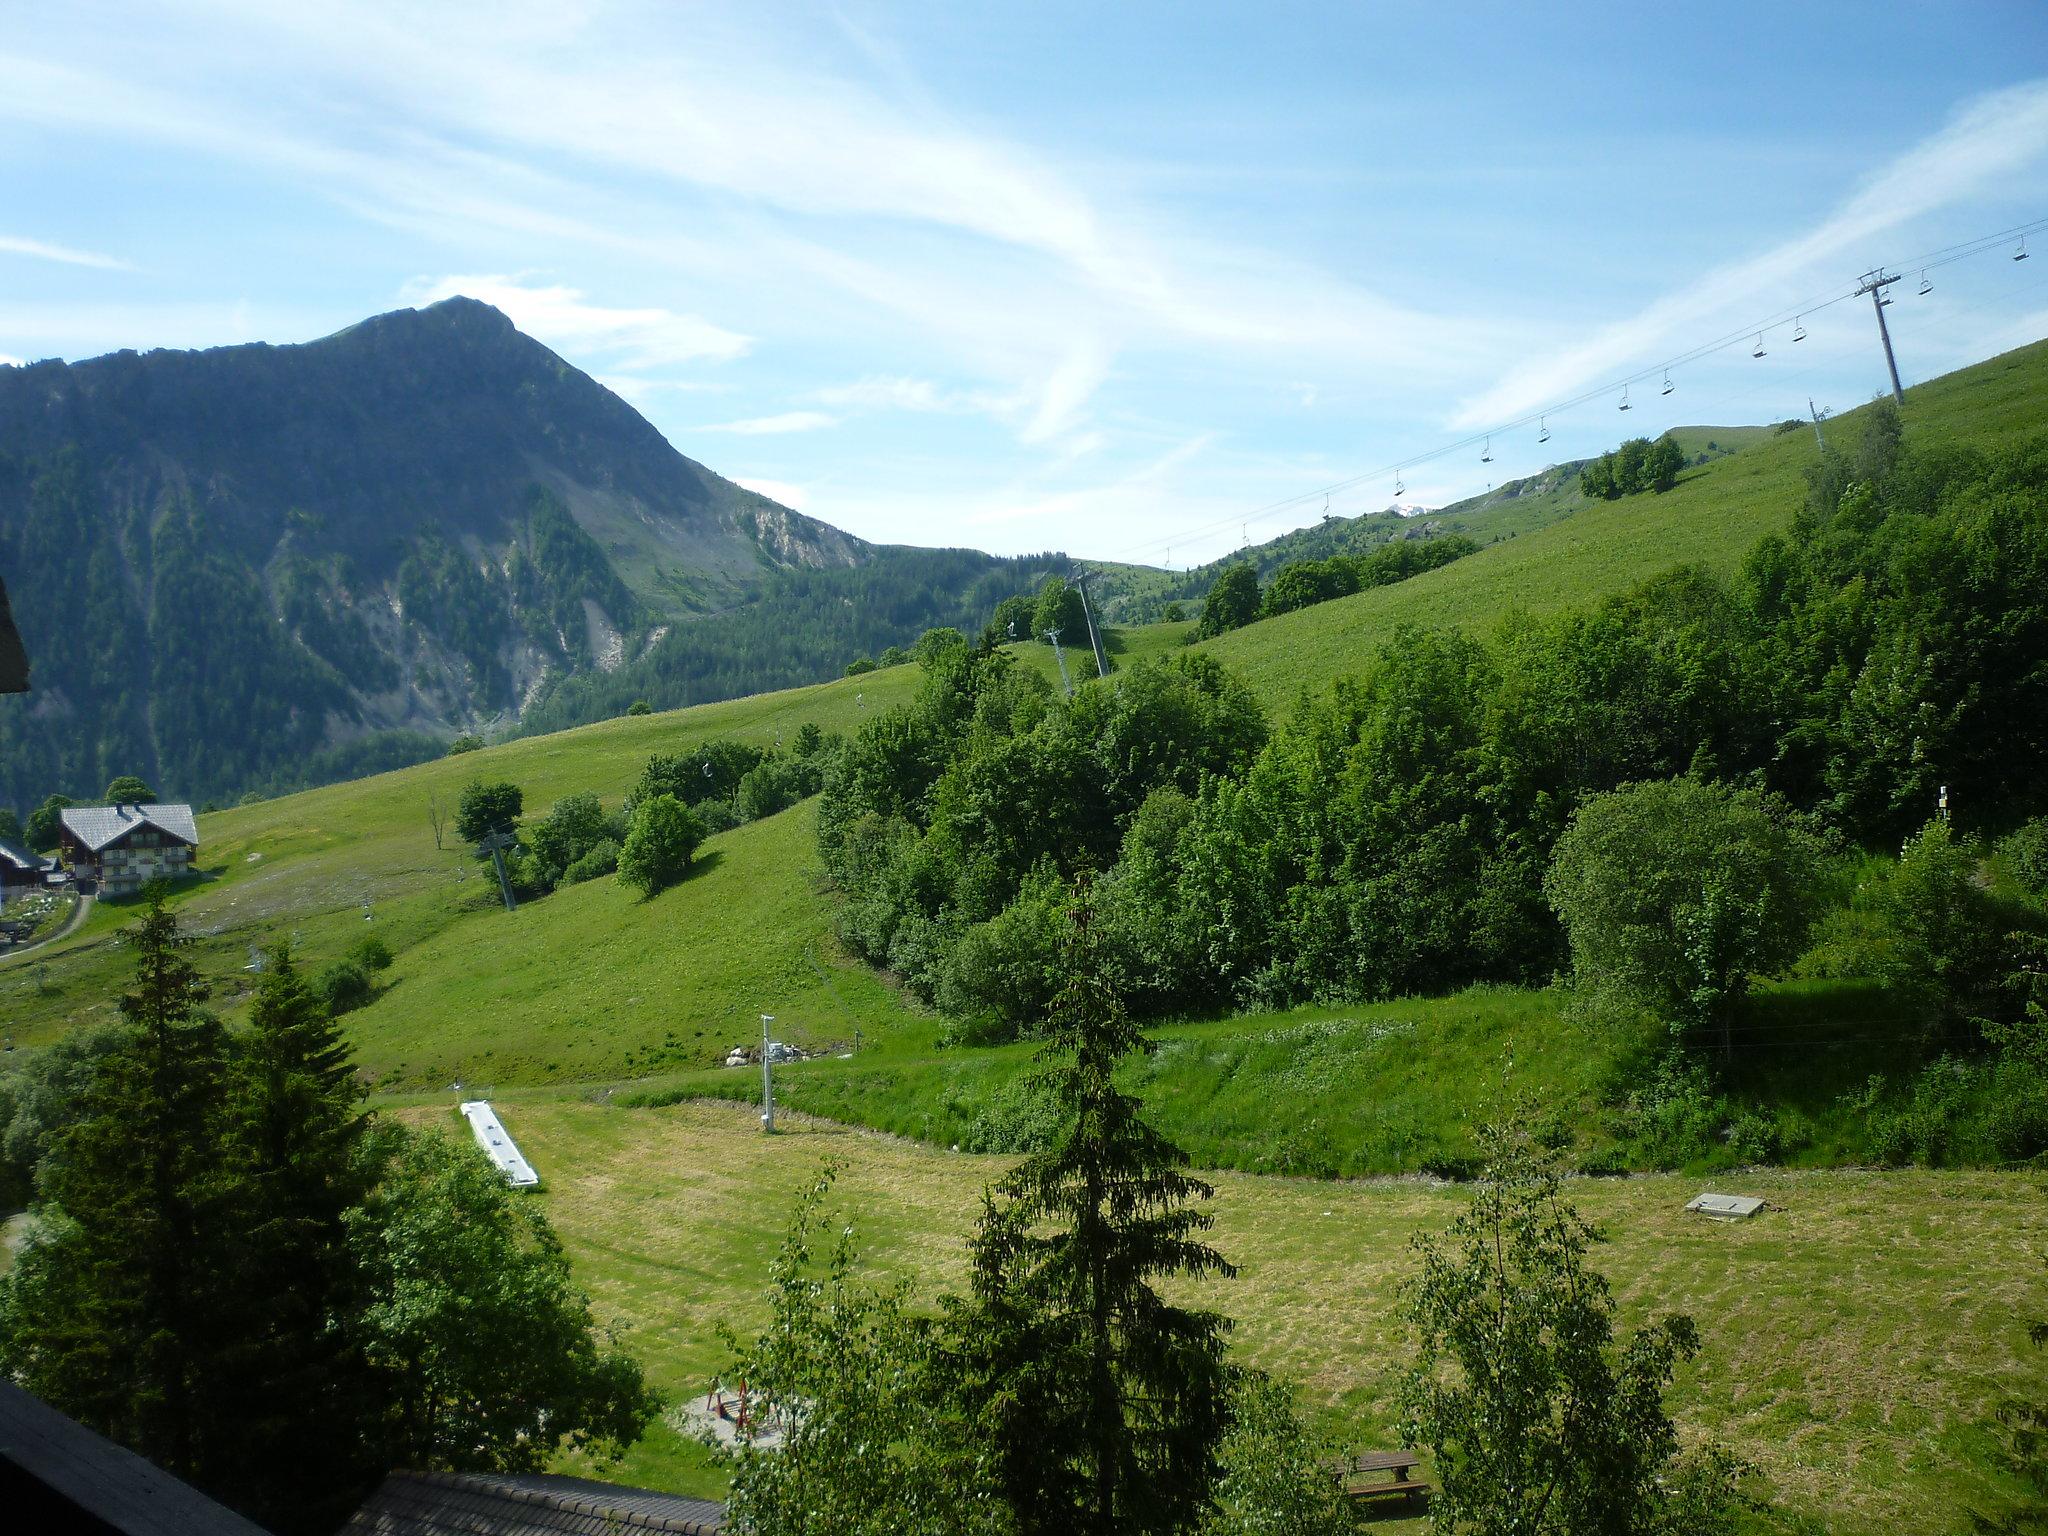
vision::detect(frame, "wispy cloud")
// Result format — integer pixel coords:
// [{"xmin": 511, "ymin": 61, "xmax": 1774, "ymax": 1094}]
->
[
  {"xmin": 736, "ymin": 477, "xmax": 810, "ymax": 509},
  {"xmin": 1453, "ymin": 79, "xmax": 2048, "ymax": 428},
  {"xmin": 697, "ymin": 410, "xmax": 839, "ymax": 435},
  {"xmin": 402, "ymin": 274, "xmax": 750, "ymax": 368},
  {"xmin": 0, "ymin": 233, "xmax": 133, "ymax": 270}
]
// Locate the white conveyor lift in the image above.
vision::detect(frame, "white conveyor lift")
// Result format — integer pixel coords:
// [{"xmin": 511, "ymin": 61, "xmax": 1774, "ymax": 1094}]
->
[{"xmin": 459, "ymin": 1100, "xmax": 540, "ymax": 1188}]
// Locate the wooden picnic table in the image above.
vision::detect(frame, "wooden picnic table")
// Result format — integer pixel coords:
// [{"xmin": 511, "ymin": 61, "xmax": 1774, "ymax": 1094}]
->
[{"xmin": 1324, "ymin": 1449, "xmax": 1432, "ymax": 1509}]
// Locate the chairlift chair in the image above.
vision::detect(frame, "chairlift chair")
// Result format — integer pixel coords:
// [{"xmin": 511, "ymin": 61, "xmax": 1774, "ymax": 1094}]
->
[
  {"xmin": 1918, "ymin": 270, "xmax": 1933, "ymax": 295},
  {"xmin": 1538, "ymin": 416, "xmax": 1550, "ymax": 445},
  {"xmin": 1480, "ymin": 436, "xmax": 1493, "ymax": 464},
  {"xmin": 1661, "ymin": 370, "xmax": 1673, "ymax": 396},
  {"xmin": 1618, "ymin": 385, "xmax": 1632, "ymax": 412},
  {"xmin": 2018, "ymin": 235, "xmax": 2031, "ymax": 262},
  {"xmin": 1394, "ymin": 474, "xmax": 1405, "ymax": 497},
  {"xmin": 1793, "ymin": 316, "xmax": 1806, "ymax": 342},
  {"xmin": 1752, "ymin": 333, "xmax": 1766, "ymax": 358}
]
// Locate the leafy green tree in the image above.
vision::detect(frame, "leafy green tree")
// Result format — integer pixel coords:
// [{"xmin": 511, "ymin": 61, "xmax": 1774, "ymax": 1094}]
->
[
  {"xmin": 845, "ymin": 655, "xmax": 878, "ymax": 676},
  {"xmin": 1877, "ymin": 819, "xmax": 2025, "ymax": 1023},
  {"xmin": 221, "ymin": 943, "xmax": 378, "ymax": 1533},
  {"xmin": 1545, "ymin": 778, "xmax": 1822, "ymax": 1045},
  {"xmin": 349, "ymin": 1125, "xmax": 657, "ymax": 1473},
  {"xmin": 454, "ymin": 779, "xmax": 522, "ymax": 844},
  {"xmin": 105, "ymin": 774, "xmax": 156, "ymax": 803},
  {"xmin": 561, "ymin": 837, "xmax": 620, "ymax": 885},
  {"xmin": 626, "ymin": 699, "xmax": 653, "ymax": 715},
  {"xmin": 618, "ymin": 793, "xmax": 706, "ymax": 896},
  {"xmin": 525, "ymin": 791, "xmax": 618, "ymax": 888},
  {"xmin": 25, "ymin": 792, "xmax": 72, "ymax": 851},
  {"xmin": 1397, "ymin": 1121, "xmax": 1747, "ymax": 1536},
  {"xmin": 916, "ymin": 626, "xmax": 971, "ymax": 669},
  {"xmin": 946, "ymin": 906, "xmax": 1236, "ymax": 1536},
  {"xmin": 1197, "ymin": 1372, "xmax": 1353, "ymax": 1536},
  {"xmin": 0, "ymin": 806, "xmax": 21, "ymax": 843},
  {"xmin": 0, "ymin": 1022, "xmax": 126, "ymax": 1208},
  {"xmin": 1197, "ymin": 564, "xmax": 1261, "ymax": 638},
  {"xmin": 1162, "ymin": 602, "xmax": 1186, "ymax": 623},
  {"xmin": 0, "ymin": 890, "xmax": 239, "ymax": 1487},
  {"xmin": 722, "ymin": 1166, "xmax": 1010, "ymax": 1536},
  {"xmin": 1647, "ymin": 436, "xmax": 1685, "ymax": 491},
  {"xmin": 445, "ymin": 733, "xmax": 485, "ymax": 755},
  {"xmin": 348, "ymin": 934, "xmax": 394, "ymax": 972},
  {"xmin": 634, "ymin": 741, "xmax": 763, "ymax": 807},
  {"xmin": 1032, "ymin": 577, "xmax": 1088, "ymax": 645},
  {"xmin": 992, "ymin": 593, "xmax": 1038, "ymax": 643}
]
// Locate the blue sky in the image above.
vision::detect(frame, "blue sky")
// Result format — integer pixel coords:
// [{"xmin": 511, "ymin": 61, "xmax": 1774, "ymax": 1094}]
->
[{"xmin": 4, "ymin": 2, "xmax": 2047, "ymax": 563}]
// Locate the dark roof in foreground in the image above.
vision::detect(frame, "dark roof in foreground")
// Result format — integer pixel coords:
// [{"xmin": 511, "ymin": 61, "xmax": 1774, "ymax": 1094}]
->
[
  {"xmin": 344, "ymin": 1470, "xmax": 726, "ymax": 1536},
  {"xmin": 0, "ymin": 575, "xmax": 25, "ymax": 693},
  {"xmin": 0, "ymin": 1380, "xmax": 275, "ymax": 1536}
]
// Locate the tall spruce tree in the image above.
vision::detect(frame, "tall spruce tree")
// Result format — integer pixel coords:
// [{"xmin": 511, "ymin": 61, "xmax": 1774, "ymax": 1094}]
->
[
  {"xmin": 947, "ymin": 900, "xmax": 1237, "ymax": 1536},
  {"xmin": 0, "ymin": 887, "xmax": 238, "ymax": 1486},
  {"xmin": 219, "ymin": 942, "xmax": 381, "ymax": 1535}
]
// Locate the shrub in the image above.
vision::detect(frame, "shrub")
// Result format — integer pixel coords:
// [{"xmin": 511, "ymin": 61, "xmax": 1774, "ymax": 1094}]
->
[
  {"xmin": 561, "ymin": 837, "xmax": 620, "ymax": 885},
  {"xmin": 348, "ymin": 935, "xmax": 393, "ymax": 972},
  {"xmin": 693, "ymin": 798, "xmax": 743, "ymax": 835},
  {"xmin": 626, "ymin": 700, "xmax": 652, "ymax": 716},
  {"xmin": 2000, "ymin": 817, "xmax": 2048, "ymax": 898},
  {"xmin": 1546, "ymin": 778, "xmax": 1823, "ymax": 1044},
  {"xmin": 315, "ymin": 958, "xmax": 372, "ymax": 1015},
  {"xmin": 446, "ymin": 733, "xmax": 484, "ymax": 755},
  {"xmin": 454, "ymin": 780, "xmax": 522, "ymax": 845},
  {"xmin": 617, "ymin": 794, "xmax": 705, "ymax": 897}
]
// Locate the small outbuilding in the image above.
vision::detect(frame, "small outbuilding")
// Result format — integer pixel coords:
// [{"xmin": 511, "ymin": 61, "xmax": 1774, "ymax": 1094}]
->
[
  {"xmin": 0, "ymin": 836, "xmax": 53, "ymax": 893},
  {"xmin": 57, "ymin": 803, "xmax": 199, "ymax": 896}
]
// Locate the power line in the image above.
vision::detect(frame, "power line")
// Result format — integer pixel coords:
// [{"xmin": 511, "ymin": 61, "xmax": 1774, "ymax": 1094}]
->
[{"xmin": 1109, "ymin": 214, "xmax": 2048, "ymax": 566}]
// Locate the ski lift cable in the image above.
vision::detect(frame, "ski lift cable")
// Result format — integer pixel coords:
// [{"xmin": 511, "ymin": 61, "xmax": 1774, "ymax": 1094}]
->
[{"xmin": 1106, "ymin": 215, "xmax": 2048, "ymax": 562}]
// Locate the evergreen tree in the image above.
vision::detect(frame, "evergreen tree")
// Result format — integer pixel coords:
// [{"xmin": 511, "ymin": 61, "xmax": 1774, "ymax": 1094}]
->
[
  {"xmin": 947, "ymin": 902, "xmax": 1237, "ymax": 1535},
  {"xmin": 0, "ymin": 888, "xmax": 238, "ymax": 1487},
  {"xmin": 220, "ymin": 942, "xmax": 381, "ymax": 1535}
]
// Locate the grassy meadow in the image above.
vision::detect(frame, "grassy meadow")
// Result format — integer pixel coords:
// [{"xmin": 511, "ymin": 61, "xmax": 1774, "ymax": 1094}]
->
[
  {"xmin": 408, "ymin": 1095, "xmax": 2048, "ymax": 1536},
  {"xmin": 1202, "ymin": 341, "xmax": 2048, "ymax": 710}
]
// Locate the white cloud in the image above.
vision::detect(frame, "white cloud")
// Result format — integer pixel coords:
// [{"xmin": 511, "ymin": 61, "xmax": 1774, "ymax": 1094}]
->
[
  {"xmin": 697, "ymin": 411, "xmax": 839, "ymax": 435},
  {"xmin": 0, "ymin": 352, "xmax": 21, "ymax": 367},
  {"xmin": 592, "ymin": 373, "xmax": 734, "ymax": 405},
  {"xmin": 403, "ymin": 274, "xmax": 750, "ymax": 368},
  {"xmin": 0, "ymin": 234, "xmax": 133, "ymax": 270},
  {"xmin": 736, "ymin": 477, "xmax": 809, "ymax": 509},
  {"xmin": 1454, "ymin": 79, "xmax": 2048, "ymax": 427}
]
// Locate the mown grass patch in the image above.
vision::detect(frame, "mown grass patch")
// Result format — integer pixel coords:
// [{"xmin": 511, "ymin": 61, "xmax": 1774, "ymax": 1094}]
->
[{"xmin": 446, "ymin": 1095, "xmax": 2048, "ymax": 1536}]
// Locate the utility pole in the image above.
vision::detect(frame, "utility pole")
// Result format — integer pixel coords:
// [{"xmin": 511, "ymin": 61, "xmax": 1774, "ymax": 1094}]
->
[
  {"xmin": 760, "ymin": 1013, "xmax": 776, "ymax": 1133},
  {"xmin": 1072, "ymin": 570, "xmax": 1109, "ymax": 679},
  {"xmin": 1045, "ymin": 628, "xmax": 1073, "ymax": 697},
  {"xmin": 1857, "ymin": 270, "xmax": 1906, "ymax": 406},
  {"xmin": 1808, "ymin": 397, "xmax": 1830, "ymax": 451},
  {"xmin": 476, "ymin": 830, "xmax": 518, "ymax": 912}
]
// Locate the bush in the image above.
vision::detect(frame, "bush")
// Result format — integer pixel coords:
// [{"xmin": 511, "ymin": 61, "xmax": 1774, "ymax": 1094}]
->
[
  {"xmin": 561, "ymin": 837, "xmax": 620, "ymax": 885},
  {"xmin": 348, "ymin": 935, "xmax": 393, "ymax": 972},
  {"xmin": 617, "ymin": 794, "xmax": 705, "ymax": 897},
  {"xmin": 626, "ymin": 700, "xmax": 652, "ymax": 716},
  {"xmin": 2000, "ymin": 817, "xmax": 2048, "ymax": 898},
  {"xmin": 693, "ymin": 798, "xmax": 743, "ymax": 834},
  {"xmin": 315, "ymin": 958, "xmax": 373, "ymax": 1015},
  {"xmin": 1878, "ymin": 819, "xmax": 2026, "ymax": 1022},
  {"xmin": 454, "ymin": 780, "xmax": 522, "ymax": 845},
  {"xmin": 446, "ymin": 734, "xmax": 484, "ymax": 755},
  {"xmin": 1546, "ymin": 778, "xmax": 1823, "ymax": 1043}
]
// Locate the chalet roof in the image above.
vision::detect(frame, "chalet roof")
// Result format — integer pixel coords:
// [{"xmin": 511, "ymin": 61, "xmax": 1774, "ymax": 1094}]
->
[
  {"xmin": 0, "ymin": 1380, "xmax": 275, "ymax": 1536},
  {"xmin": 0, "ymin": 836, "xmax": 52, "ymax": 873},
  {"xmin": 344, "ymin": 1470, "xmax": 726, "ymax": 1535},
  {"xmin": 60, "ymin": 803, "xmax": 201, "ymax": 851},
  {"xmin": 0, "ymin": 575, "xmax": 25, "ymax": 693}
]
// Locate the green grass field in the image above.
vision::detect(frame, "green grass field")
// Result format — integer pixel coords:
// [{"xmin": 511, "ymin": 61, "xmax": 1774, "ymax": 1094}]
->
[
  {"xmin": 415, "ymin": 1095, "xmax": 2048, "ymax": 1536},
  {"xmin": 1199, "ymin": 342, "xmax": 2048, "ymax": 711}
]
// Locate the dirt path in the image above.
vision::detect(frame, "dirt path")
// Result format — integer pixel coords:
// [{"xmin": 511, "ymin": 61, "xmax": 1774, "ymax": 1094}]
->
[{"xmin": 0, "ymin": 891, "xmax": 93, "ymax": 967}]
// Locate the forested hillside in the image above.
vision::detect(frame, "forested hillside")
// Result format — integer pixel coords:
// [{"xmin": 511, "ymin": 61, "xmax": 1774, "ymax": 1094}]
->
[{"xmin": 0, "ymin": 297, "xmax": 883, "ymax": 809}]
